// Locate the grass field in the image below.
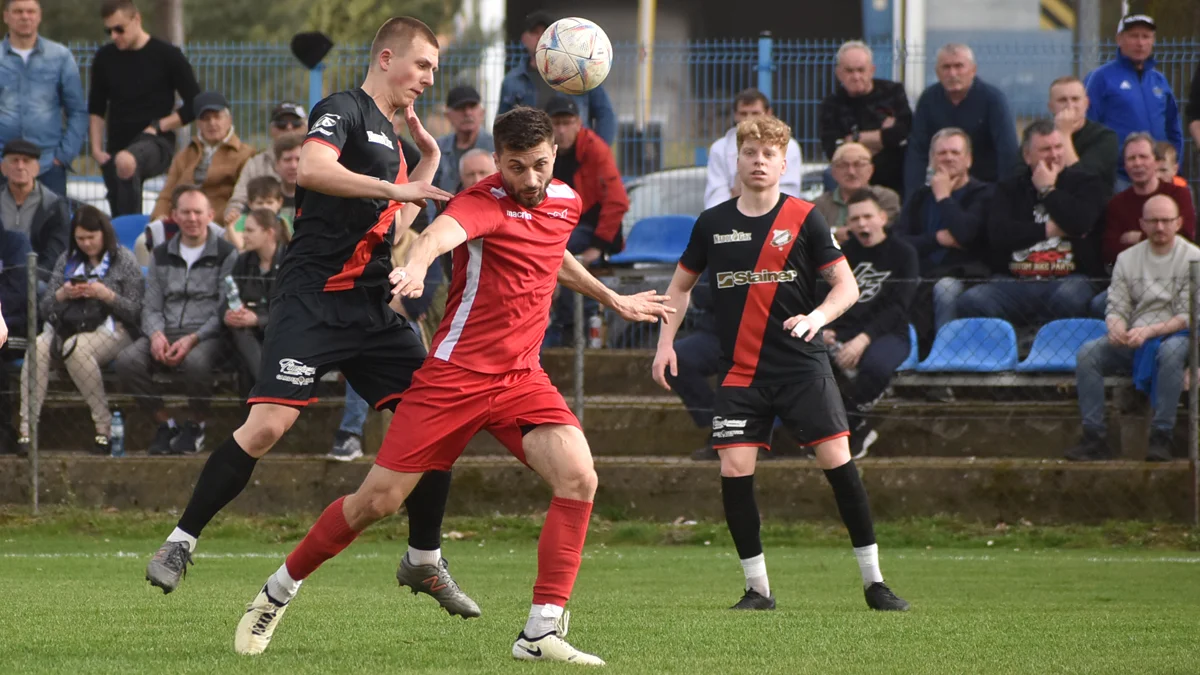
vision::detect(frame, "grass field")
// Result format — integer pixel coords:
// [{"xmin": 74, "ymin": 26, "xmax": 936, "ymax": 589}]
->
[{"xmin": 1, "ymin": 513, "xmax": 1198, "ymax": 674}]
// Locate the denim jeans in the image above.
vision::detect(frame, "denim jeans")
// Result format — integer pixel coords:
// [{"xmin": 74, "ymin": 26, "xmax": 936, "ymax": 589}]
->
[
  {"xmin": 664, "ymin": 330, "xmax": 721, "ymax": 428},
  {"xmin": 1076, "ymin": 335, "xmax": 1188, "ymax": 434},
  {"xmin": 340, "ymin": 384, "xmax": 369, "ymax": 436},
  {"xmin": 1089, "ymin": 289, "xmax": 1108, "ymax": 318},
  {"xmin": 38, "ymin": 164, "xmax": 67, "ymax": 198},
  {"xmin": 956, "ymin": 274, "xmax": 1094, "ymax": 325},
  {"xmin": 933, "ymin": 277, "xmax": 965, "ymax": 330}
]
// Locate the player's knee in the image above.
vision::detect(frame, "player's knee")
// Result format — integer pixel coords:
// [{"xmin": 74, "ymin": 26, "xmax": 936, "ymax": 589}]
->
[
  {"xmin": 358, "ymin": 485, "xmax": 406, "ymax": 522},
  {"xmin": 554, "ymin": 463, "xmax": 598, "ymax": 501},
  {"xmin": 235, "ymin": 411, "xmax": 293, "ymax": 455}
]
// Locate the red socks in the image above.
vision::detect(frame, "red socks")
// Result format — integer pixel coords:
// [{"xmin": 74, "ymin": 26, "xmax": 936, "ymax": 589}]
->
[
  {"xmin": 284, "ymin": 496, "xmax": 361, "ymax": 580},
  {"xmin": 532, "ymin": 497, "xmax": 593, "ymax": 606}
]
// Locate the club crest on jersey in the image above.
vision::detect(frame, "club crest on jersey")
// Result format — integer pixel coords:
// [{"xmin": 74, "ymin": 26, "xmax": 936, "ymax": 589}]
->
[
  {"xmin": 713, "ymin": 230, "xmax": 752, "ymax": 245},
  {"xmin": 308, "ymin": 113, "xmax": 340, "ymax": 136},
  {"xmin": 366, "ymin": 130, "xmax": 394, "ymax": 149},
  {"xmin": 770, "ymin": 229, "xmax": 794, "ymax": 248}
]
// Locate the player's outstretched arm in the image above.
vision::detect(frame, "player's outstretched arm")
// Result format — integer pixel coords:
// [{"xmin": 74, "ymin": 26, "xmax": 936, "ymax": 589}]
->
[
  {"xmin": 298, "ymin": 141, "xmax": 453, "ymax": 205},
  {"xmin": 651, "ymin": 265, "xmax": 700, "ymax": 391},
  {"xmin": 558, "ymin": 250, "xmax": 675, "ymax": 324},
  {"xmin": 390, "ymin": 214, "xmax": 469, "ymax": 298},
  {"xmin": 784, "ymin": 259, "xmax": 860, "ymax": 342}
]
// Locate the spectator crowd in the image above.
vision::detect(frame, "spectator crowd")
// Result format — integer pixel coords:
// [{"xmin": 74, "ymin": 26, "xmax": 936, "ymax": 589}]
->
[{"xmin": 0, "ymin": 2, "xmax": 1197, "ymax": 466}]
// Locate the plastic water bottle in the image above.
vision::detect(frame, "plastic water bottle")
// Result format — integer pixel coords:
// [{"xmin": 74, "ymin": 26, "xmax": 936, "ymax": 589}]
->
[
  {"xmin": 225, "ymin": 275, "xmax": 243, "ymax": 311},
  {"xmin": 110, "ymin": 411, "xmax": 125, "ymax": 458}
]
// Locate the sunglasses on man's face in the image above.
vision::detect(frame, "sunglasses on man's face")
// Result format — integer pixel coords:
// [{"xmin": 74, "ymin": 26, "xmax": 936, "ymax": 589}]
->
[
  {"xmin": 104, "ymin": 24, "xmax": 126, "ymax": 35},
  {"xmin": 273, "ymin": 119, "xmax": 304, "ymax": 130}
]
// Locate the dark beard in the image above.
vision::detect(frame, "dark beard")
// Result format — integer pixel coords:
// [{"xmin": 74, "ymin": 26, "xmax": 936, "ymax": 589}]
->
[{"xmin": 502, "ymin": 178, "xmax": 548, "ymax": 208}]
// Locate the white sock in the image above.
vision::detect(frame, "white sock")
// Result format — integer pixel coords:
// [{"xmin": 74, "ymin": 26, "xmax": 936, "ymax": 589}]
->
[
  {"xmin": 165, "ymin": 527, "xmax": 197, "ymax": 552},
  {"xmin": 265, "ymin": 563, "xmax": 303, "ymax": 605},
  {"xmin": 854, "ymin": 544, "xmax": 884, "ymax": 586},
  {"xmin": 739, "ymin": 553, "xmax": 770, "ymax": 597},
  {"xmin": 407, "ymin": 546, "xmax": 441, "ymax": 566},
  {"xmin": 523, "ymin": 603, "xmax": 564, "ymax": 639}
]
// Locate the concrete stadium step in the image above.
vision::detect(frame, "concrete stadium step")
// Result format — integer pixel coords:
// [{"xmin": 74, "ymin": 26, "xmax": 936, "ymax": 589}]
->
[{"xmin": 0, "ymin": 454, "xmax": 1190, "ymax": 524}]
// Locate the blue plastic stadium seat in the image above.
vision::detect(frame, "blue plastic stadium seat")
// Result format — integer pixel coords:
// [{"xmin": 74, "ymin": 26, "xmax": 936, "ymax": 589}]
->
[
  {"xmin": 915, "ymin": 318, "xmax": 1018, "ymax": 372},
  {"xmin": 608, "ymin": 214, "xmax": 696, "ymax": 265},
  {"xmin": 896, "ymin": 324, "xmax": 919, "ymax": 371},
  {"xmin": 111, "ymin": 214, "xmax": 150, "ymax": 252},
  {"xmin": 1015, "ymin": 318, "xmax": 1108, "ymax": 373}
]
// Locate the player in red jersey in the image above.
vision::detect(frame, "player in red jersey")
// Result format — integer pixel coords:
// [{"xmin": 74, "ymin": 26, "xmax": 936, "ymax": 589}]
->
[{"xmin": 233, "ymin": 106, "xmax": 673, "ymax": 664}]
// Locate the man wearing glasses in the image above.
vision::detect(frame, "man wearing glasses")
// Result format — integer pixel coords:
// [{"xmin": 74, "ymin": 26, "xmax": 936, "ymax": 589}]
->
[
  {"xmin": 1064, "ymin": 193, "xmax": 1198, "ymax": 463},
  {"xmin": 812, "ymin": 142, "xmax": 900, "ymax": 242},
  {"xmin": 224, "ymin": 102, "xmax": 306, "ymax": 226},
  {"xmin": 88, "ymin": 0, "xmax": 200, "ymax": 216}
]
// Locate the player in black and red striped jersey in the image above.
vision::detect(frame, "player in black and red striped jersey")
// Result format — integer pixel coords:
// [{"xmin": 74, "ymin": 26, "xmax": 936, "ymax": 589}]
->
[
  {"xmin": 652, "ymin": 115, "xmax": 909, "ymax": 613},
  {"xmin": 144, "ymin": 18, "xmax": 479, "ymax": 620}
]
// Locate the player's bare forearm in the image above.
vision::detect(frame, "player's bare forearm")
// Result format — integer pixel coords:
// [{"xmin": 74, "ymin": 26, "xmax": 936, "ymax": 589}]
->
[
  {"xmin": 655, "ymin": 267, "xmax": 699, "ymax": 348},
  {"xmin": 408, "ymin": 151, "xmax": 440, "ymax": 187},
  {"xmin": 813, "ymin": 259, "xmax": 860, "ymax": 324},
  {"xmin": 297, "ymin": 143, "xmax": 400, "ymax": 200},
  {"xmin": 558, "ymin": 251, "xmax": 620, "ymax": 306}
]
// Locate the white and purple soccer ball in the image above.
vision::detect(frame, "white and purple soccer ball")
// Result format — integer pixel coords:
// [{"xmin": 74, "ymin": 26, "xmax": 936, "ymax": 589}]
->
[{"xmin": 535, "ymin": 17, "xmax": 613, "ymax": 96}]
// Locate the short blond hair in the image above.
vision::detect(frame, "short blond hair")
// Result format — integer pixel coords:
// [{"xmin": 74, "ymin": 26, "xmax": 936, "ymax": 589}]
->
[{"xmin": 736, "ymin": 116, "xmax": 791, "ymax": 152}]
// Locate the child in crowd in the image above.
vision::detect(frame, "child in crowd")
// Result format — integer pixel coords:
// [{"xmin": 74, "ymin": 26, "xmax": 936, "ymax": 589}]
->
[
  {"xmin": 226, "ymin": 176, "xmax": 293, "ymax": 250},
  {"xmin": 1154, "ymin": 142, "xmax": 1189, "ymax": 189}
]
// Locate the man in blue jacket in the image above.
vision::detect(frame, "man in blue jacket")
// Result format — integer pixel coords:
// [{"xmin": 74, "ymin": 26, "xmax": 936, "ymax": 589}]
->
[
  {"xmin": 1085, "ymin": 14, "xmax": 1183, "ymax": 186},
  {"xmin": 498, "ymin": 11, "xmax": 617, "ymax": 146},
  {"xmin": 0, "ymin": 0, "xmax": 88, "ymax": 197}
]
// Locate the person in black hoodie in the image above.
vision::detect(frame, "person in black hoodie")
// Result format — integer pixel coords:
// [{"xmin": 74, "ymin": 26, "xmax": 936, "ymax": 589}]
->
[
  {"xmin": 225, "ymin": 208, "xmax": 286, "ymax": 386},
  {"xmin": 894, "ymin": 128, "xmax": 992, "ymax": 339},
  {"xmin": 956, "ymin": 119, "xmax": 1108, "ymax": 325},
  {"xmin": 818, "ymin": 41, "xmax": 912, "ymax": 196},
  {"xmin": 823, "ymin": 190, "xmax": 918, "ymax": 459}
]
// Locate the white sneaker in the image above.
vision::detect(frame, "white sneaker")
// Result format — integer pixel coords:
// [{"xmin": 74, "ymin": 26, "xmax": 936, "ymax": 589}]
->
[
  {"xmin": 234, "ymin": 584, "xmax": 291, "ymax": 655},
  {"xmin": 511, "ymin": 611, "xmax": 605, "ymax": 666}
]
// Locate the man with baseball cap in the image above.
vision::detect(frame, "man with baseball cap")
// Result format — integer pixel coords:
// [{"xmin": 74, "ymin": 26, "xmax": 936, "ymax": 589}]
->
[
  {"xmin": 432, "ymin": 85, "xmax": 494, "ymax": 196},
  {"xmin": 1084, "ymin": 14, "xmax": 1183, "ymax": 188},
  {"xmin": 223, "ymin": 101, "xmax": 307, "ymax": 225},
  {"xmin": 151, "ymin": 90, "xmax": 255, "ymax": 221},
  {"xmin": 498, "ymin": 10, "xmax": 617, "ymax": 145}
]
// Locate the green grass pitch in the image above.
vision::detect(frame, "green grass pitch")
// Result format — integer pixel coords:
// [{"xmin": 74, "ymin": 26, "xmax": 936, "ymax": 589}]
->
[{"xmin": 1, "ymin": 528, "xmax": 1197, "ymax": 674}]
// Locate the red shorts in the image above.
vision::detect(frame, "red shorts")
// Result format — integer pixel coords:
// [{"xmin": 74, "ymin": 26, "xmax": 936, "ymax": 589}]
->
[{"xmin": 375, "ymin": 358, "xmax": 581, "ymax": 472}]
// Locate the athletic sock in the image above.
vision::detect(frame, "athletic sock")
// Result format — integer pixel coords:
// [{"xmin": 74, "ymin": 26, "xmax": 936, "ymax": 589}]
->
[
  {"xmin": 854, "ymin": 543, "xmax": 884, "ymax": 586},
  {"xmin": 407, "ymin": 546, "xmax": 441, "ymax": 566},
  {"xmin": 283, "ymin": 496, "xmax": 361, "ymax": 581},
  {"xmin": 531, "ymin": 497, "xmax": 593, "ymax": 607},
  {"xmin": 721, "ymin": 475, "xmax": 763, "ymax": 560},
  {"xmin": 165, "ymin": 527, "xmax": 197, "ymax": 552},
  {"xmin": 175, "ymin": 436, "xmax": 259, "ymax": 539},
  {"xmin": 739, "ymin": 553, "xmax": 770, "ymax": 597},
  {"xmin": 405, "ymin": 469, "xmax": 452, "ymax": 552},
  {"xmin": 524, "ymin": 602, "xmax": 565, "ymax": 640},
  {"xmin": 266, "ymin": 563, "xmax": 303, "ymax": 605},
  {"xmin": 823, "ymin": 460, "xmax": 882, "ymax": 585}
]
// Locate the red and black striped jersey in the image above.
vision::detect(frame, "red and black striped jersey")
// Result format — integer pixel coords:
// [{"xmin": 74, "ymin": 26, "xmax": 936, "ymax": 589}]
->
[
  {"xmin": 276, "ymin": 88, "xmax": 408, "ymax": 294},
  {"xmin": 679, "ymin": 194, "xmax": 845, "ymax": 386}
]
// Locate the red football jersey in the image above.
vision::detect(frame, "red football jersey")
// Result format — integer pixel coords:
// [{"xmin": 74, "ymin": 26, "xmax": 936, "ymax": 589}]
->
[{"xmin": 430, "ymin": 174, "xmax": 582, "ymax": 373}]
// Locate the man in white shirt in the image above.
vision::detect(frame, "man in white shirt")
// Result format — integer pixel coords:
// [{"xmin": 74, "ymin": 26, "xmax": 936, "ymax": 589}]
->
[{"xmin": 704, "ymin": 88, "xmax": 803, "ymax": 208}]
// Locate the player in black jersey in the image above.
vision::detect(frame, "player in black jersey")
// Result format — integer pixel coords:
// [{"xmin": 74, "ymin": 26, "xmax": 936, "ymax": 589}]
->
[
  {"xmin": 652, "ymin": 115, "xmax": 909, "ymax": 612},
  {"xmin": 145, "ymin": 17, "xmax": 479, "ymax": 619}
]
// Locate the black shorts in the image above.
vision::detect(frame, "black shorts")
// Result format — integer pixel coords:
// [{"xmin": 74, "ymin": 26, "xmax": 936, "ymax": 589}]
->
[
  {"xmin": 248, "ymin": 287, "xmax": 426, "ymax": 410},
  {"xmin": 711, "ymin": 377, "xmax": 849, "ymax": 449}
]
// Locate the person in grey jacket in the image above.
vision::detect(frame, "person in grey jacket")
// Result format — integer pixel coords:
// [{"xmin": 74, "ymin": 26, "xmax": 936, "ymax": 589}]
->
[
  {"xmin": 19, "ymin": 205, "xmax": 142, "ymax": 454},
  {"xmin": 115, "ymin": 186, "xmax": 237, "ymax": 456}
]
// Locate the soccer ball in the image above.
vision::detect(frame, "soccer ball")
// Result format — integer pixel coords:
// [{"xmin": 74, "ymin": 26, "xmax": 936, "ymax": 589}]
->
[{"xmin": 535, "ymin": 17, "xmax": 613, "ymax": 96}]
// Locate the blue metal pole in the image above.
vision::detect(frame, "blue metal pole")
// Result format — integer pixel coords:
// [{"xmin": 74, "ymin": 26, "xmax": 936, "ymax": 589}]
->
[
  {"xmin": 308, "ymin": 63, "xmax": 326, "ymax": 112},
  {"xmin": 756, "ymin": 31, "xmax": 773, "ymax": 100}
]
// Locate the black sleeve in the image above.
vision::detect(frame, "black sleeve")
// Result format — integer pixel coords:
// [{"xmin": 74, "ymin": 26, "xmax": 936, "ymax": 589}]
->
[
  {"xmin": 985, "ymin": 182, "xmax": 1045, "ymax": 253},
  {"xmin": 803, "ymin": 206, "xmax": 846, "ymax": 272},
  {"xmin": 36, "ymin": 199, "xmax": 71, "ymax": 276},
  {"xmin": 861, "ymin": 240, "xmax": 919, "ymax": 341},
  {"xmin": 880, "ymin": 82, "xmax": 913, "ymax": 149},
  {"xmin": 168, "ymin": 43, "xmax": 201, "ymax": 126},
  {"xmin": 87, "ymin": 47, "xmax": 109, "ymax": 118},
  {"xmin": 1043, "ymin": 171, "xmax": 1107, "ymax": 237},
  {"xmin": 940, "ymin": 186, "xmax": 991, "ymax": 249},
  {"xmin": 1187, "ymin": 64, "xmax": 1200, "ymax": 122},
  {"xmin": 678, "ymin": 210, "xmax": 711, "ymax": 274},
  {"xmin": 304, "ymin": 93, "xmax": 361, "ymax": 156},
  {"xmin": 818, "ymin": 96, "xmax": 844, "ymax": 160}
]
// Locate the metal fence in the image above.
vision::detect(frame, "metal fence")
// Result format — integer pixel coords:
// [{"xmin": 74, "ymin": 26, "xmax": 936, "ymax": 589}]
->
[{"xmin": 63, "ymin": 37, "xmax": 1200, "ymax": 198}]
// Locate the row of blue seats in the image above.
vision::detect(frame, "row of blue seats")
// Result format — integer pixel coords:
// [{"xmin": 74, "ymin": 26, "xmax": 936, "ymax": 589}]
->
[{"xmin": 897, "ymin": 318, "xmax": 1109, "ymax": 374}]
